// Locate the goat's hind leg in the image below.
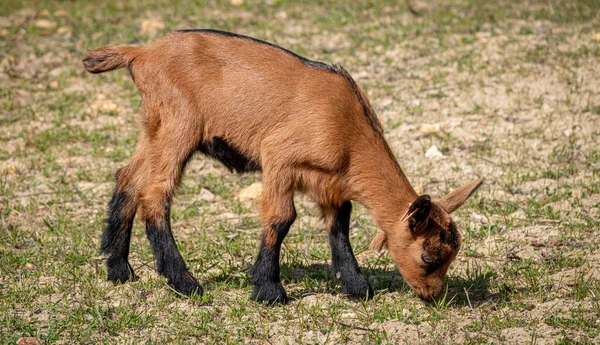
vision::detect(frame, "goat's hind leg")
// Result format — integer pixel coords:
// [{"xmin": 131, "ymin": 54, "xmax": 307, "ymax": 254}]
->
[
  {"xmin": 101, "ymin": 149, "xmax": 147, "ymax": 284},
  {"xmin": 139, "ymin": 133, "xmax": 202, "ymax": 296}
]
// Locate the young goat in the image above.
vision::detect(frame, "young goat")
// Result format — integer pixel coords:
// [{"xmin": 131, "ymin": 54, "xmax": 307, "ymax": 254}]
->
[{"xmin": 83, "ymin": 30, "xmax": 482, "ymax": 304}]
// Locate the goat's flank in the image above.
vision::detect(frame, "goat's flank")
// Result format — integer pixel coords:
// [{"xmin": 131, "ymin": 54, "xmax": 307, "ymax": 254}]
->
[{"xmin": 83, "ymin": 30, "xmax": 482, "ymax": 304}]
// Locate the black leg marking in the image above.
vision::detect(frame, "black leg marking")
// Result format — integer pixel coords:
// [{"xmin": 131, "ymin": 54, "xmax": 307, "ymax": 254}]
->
[
  {"xmin": 101, "ymin": 190, "xmax": 137, "ymax": 284},
  {"xmin": 329, "ymin": 202, "xmax": 373, "ymax": 300},
  {"xmin": 145, "ymin": 211, "xmax": 203, "ymax": 296},
  {"xmin": 249, "ymin": 218, "xmax": 295, "ymax": 305}
]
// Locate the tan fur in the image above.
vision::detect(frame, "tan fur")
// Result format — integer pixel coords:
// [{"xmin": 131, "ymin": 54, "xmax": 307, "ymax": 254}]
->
[{"xmin": 84, "ymin": 31, "xmax": 483, "ymax": 300}]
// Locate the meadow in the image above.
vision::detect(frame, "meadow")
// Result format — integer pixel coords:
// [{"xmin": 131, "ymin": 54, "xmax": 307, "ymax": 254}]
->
[{"xmin": 1, "ymin": 0, "xmax": 599, "ymax": 343}]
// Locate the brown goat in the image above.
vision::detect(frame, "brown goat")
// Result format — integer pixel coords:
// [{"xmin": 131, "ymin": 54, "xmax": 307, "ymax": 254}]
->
[{"xmin": 83, "ymin": 30, "xmax": 482, "ymax": 304}]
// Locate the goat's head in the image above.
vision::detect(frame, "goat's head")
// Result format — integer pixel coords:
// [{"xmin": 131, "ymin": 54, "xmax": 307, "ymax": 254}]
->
[{"xmin": 370, "ymin": 179, "xmax": 483, "ymax": 301}]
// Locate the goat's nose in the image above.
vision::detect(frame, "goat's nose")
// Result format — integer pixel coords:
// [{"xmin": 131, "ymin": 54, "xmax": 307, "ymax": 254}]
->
[
  {"xmin": 416, "ymin": 286, "xmax": 441, "ymax": 302},
  {"xmin": 418, "ymin": 288, "xmax": 433, "ymax": 301}
]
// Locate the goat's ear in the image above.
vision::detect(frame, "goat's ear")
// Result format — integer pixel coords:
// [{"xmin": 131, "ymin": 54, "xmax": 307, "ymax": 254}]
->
[
  {"xmin": 438, "ymin": 179, "xmax": 483, "ymax": 214},
  {"xmin": 370, "ymin": 232, "xmax": 387, "ymax": 252},
  {"xmin": 402, "ymin": 194, "xmax": 431, "ymax": 231}
]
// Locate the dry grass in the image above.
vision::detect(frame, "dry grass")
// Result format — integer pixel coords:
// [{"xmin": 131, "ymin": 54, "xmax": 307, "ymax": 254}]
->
[{"xmin": 1, "ymin": 0, "xmax": 599, "ymax": 344}]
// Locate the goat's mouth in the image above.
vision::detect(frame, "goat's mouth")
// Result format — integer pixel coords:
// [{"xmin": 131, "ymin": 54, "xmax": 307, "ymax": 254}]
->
[{"xmin": 406, "ymin": 282, "xmax": 438, "ymax": 302}]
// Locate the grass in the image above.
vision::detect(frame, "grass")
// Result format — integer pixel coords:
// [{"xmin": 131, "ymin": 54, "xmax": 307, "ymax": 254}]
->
[{"xmin": 1, "ymin": 0, "xmax": 600, "ymax": 344}]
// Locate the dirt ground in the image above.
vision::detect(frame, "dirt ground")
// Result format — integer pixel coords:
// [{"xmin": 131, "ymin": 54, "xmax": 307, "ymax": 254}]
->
[{"xmin": 1, "ymin": 0, "xmax": 599, "ymax": 344}]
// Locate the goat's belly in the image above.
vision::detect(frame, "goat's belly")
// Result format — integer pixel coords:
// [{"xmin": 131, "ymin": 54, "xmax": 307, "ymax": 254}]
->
[{"xmin": 197, "ymin": 136, "xmax": 261, "ymax": 173}]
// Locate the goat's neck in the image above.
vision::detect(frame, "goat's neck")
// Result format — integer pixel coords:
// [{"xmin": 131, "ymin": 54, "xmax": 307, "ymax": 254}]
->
[{"xmin": 350, "ymin": 136, "xmax": 417, "ymax": 232}]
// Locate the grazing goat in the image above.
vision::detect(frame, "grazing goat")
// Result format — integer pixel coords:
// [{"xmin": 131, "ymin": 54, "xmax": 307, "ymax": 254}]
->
[{"xmin": 83, "ymin": 29, "xmax": 482, "ymax": 304}]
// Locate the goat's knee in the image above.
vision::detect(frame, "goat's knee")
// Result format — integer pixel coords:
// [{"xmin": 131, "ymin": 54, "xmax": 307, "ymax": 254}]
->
[
  {"xmin": 138, "ymin": 181, "xmax": 172, "ymax": 224},
  {"xmin": 327, "ymin": 201, "xmax": 373, "ymax": 300},
  {"xmin": 250, "ymin": 191, "xmax": 296, "ymax": 305},
  {"xmin": 137, "ymin": 179, "xmax": 202, "ymax": 296}
]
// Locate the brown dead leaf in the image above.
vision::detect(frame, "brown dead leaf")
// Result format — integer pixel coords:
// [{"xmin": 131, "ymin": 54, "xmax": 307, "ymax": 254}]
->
[
  {"xmin": 565, "ymin": 280, "xmax": 578, "ymax": 287},
  {"xmin": 17, "ymin": 338, "xmax": 42, "ymax": 345},
  {"xmin": 34, "ymin": 19, "xmax": 57, "ymax": 29},
  {"xmin": 531, "ymin": 240, "xmax": 562, "ymax": 248},
  {"xmin": 484, "ymin": 303, "xmax": 497, "ymax": 312},
  {"xmin": 56, "ymin": 26, "xmax": 71, "ymax": 36}
]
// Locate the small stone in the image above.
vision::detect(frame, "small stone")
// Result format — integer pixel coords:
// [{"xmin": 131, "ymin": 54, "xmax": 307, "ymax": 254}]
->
[
  {"xmin": 0, "ymin": 29, "xmax": 9, "ymax": 37},
  {"xmin": 25, "ymin": 263, "xmax": 36, "ymax": 271},
  {"xmin": 378, "ymin": 98, "xmax": 393, "ymax": 109},
  {"xmin": 352, "ymin": 71, "xmax": 370, "ymax": 80},
  {"xmin": 425, "ymin": 145, "xmax": 443, "ymax": 159},
  {"xmin": 231, "ymin": 0, "xmax": 244, "ymax": 6},
  {"xmin": 470, "ymin": 212, "xmax": 486, "ymax": 224},
  {"xmin": 460, "ymin": 163, "xmax": 473, "ymax": 174},
  {"xmin": 198, "ymin": 188, "xmax": 216, "ymax": 202},
  {"xmin": 419, "ymin": 123, "xmax": 442, "ymax": 134},
  {"xmin": 238, "ymin": 182, "xmax": 262, "ymax": 202},
  {"xmin": 35, "ymin": 19, "xmax": 57, "ymax": 29},
  {"xmin": 409, "ymin": 99, "xmax": 421, "ymax": 107},
  {"xmin": 49, "ymin": 81, "xmax": 59, "ymax": 89},
  {"xmin": 594, "ymin": 32, "xmax": 600, "ymax": 42},
  {"xmin": 408, "ymin": 0, "xmax": 433, "ymax": 15},
  {"xmin": 56, "ymin": 26, "xmax": 71, "ymax": 35}
]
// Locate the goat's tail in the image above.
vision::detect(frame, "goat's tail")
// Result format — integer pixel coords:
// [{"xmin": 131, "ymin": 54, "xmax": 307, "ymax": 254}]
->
[{"xmin": 82, "ymin": 46, "xmax": 140, "ymax": 74}]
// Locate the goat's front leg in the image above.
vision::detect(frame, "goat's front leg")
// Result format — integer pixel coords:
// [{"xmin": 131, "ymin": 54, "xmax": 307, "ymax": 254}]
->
[
  {"xmin": 249, "ymin": 186, "xmax": 296, "ymax": 305},
  {"xmin": 326, "ymin": 201, "xmax": 373, "ymax": 300},
  {"xmin": 138, "ymin": 134, "xmax": 202, "ymax": 296}
]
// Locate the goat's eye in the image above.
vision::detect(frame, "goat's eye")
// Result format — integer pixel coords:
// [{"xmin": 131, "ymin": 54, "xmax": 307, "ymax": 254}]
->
[{"xmin": 421, "ymin": 253, "xmax": 434, "ymax": 264}]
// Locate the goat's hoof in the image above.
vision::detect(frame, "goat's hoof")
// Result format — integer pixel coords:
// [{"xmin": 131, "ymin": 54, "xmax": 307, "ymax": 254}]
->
[
  {"xmin": 251, "ymin": 282, "xmax": 288, "ymax": 305},
  {"xmin": 342, "ymin": 275, "xmax": 374, "ymax": 300},
  {"xmin": 169, "ymin": 273, "xmax": 203, "ymax": 297},
  {"xmin": 107, "ymin": 260, "xmax": 137, "ymax": 284}
]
